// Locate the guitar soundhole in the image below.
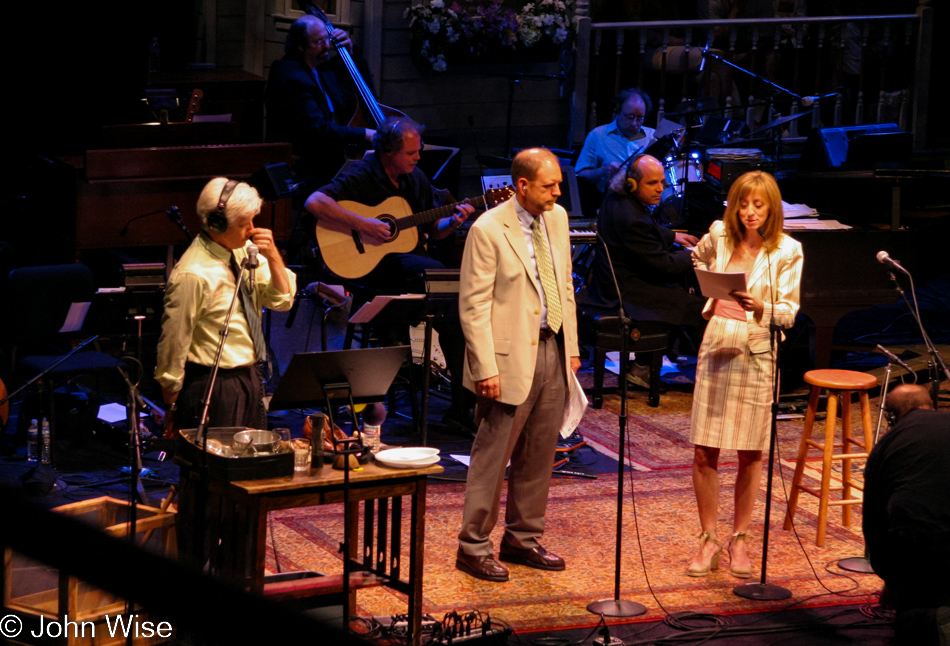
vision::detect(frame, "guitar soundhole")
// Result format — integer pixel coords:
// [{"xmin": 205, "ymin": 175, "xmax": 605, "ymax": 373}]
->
[{"xmin": 378, "ymin": 215, "xmax": 398, "ymax": 242}]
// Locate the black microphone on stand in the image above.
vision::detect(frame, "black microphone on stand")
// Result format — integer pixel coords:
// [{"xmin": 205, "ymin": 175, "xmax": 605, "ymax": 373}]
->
[
  {"xmin": 699, "ymin": 40, "xmax": 711, "ymax": 72},
  {"xmin": 586, "ymin": 231, "xmax": 647, "ymax": 618},
  {"xmin": 800, "ymin": 91, "xmax": 839, "ymax": 107},
  {"xmin": 166, "ymin": 206, "xmax": 193, "ymax": 242},
  {"xmin": 757, "ymin": 227, "xmax": 775, "ymax": 331},
  {"xmin": 876, "ymin": 250, "xmax": 909, "ymax": 275},
  {"xmin": 875, "ymin": 344, "xmax": 917, "ymax": 380},
  {"xmin": 734, "ymin": 225, "xmax": 791, "ymax": 601}
]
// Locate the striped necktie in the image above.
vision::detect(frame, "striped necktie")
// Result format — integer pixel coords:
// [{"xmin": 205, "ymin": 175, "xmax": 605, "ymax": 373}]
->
[
  {"xmin": 230, "ymin": 253, "xmax": 267, "ymax": 362},
  {"xmin": 531, "ymin": 217, "xmax": 562, "ymax": 334}
]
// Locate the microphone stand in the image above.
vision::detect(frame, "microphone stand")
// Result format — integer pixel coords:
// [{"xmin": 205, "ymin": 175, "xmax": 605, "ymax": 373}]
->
[
  {"xmin": 117, "ymin": 363, "xmax": 150, "ymax": 506},
  {"xmin": 735, "ymin": 237, "xmax": 791, "ymax": 601},
  {"xmin": 885, "ymin": 268, "xmax": 950, "ymax": 407},
  {"xmin": 838, "ymin": 358, "xmax": 898, "ymax": 574},
  {"xmin": 497, "ymin": 72, "xmax": 565, "ymax": 156},
  {"xmin": 196, "ymin": 257, "xmax": 251, "ymax": 446},
  {"xmin": 587, "ymin": 233, "xmax": 647, "ymax": 617},
  {"xmin": 189, "ymin": 255, "xmax": 250, "ymax": 570},
  {"xmin": 0, "ymin": 336, "xmax": 103, "ymax": 408},
  {"xmin": 702, "ymin": 51, "xmax": 804, "ymax": 105},
  {"xmin": 116, "ymin": 361, "xmax": 148, "ymax": 646}
]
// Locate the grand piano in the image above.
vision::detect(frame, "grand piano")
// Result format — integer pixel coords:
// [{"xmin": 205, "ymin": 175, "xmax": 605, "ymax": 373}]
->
[{"xmin": 788, "ymin": 227, "xmax": 927, "ymax": 369}]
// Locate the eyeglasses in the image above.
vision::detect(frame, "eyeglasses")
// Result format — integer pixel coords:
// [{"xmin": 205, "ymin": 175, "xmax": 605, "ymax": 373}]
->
[{"xmin": 619, "ymin": 112, "xmax": 646, "ymax": 123}]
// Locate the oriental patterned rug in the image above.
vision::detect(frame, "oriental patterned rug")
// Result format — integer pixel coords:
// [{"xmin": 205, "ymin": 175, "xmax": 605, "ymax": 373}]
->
[{"xmin": 266, "ymin": 455, "xmax": 881, "ymax": 632}]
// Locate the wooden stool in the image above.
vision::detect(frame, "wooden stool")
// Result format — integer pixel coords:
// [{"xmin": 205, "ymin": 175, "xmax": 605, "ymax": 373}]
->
[{"xmin": 783, "ymin": 369, "xmax": 878, "ymax": 546}]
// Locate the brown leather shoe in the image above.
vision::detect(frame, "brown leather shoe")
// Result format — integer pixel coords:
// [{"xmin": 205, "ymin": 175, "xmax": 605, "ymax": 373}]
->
[
  {"xmin": 455, "ymin": 548, "xmax": 509, "ymax": 582},
  {"xmin": 498, "ymin": 543, "xmax": 565, "ymax": 571}
]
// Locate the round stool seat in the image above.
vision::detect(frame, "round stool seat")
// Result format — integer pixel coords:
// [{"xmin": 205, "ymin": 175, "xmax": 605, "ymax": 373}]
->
[{"xmin": 804, "ymin": 369, "xmax": 878, "ymax": 391}]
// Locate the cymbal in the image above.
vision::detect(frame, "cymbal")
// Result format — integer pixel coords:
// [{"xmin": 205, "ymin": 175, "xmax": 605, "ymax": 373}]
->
[{"xmin": 748, "ymin": 110, "xmax": 814, "ymax": 136}]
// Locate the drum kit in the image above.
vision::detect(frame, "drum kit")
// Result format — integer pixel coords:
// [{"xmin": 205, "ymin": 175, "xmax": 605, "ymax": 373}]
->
[
  {"xmin": 636, "ymin": 100, "xmax": 809, "ymax": 228},
  {"xmin": 642, "ymin": 127, "xmax": 707, "ymax": 228}
]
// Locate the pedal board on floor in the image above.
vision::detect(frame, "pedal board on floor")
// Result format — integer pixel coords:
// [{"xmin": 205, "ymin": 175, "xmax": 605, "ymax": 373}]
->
[{"xmin": 434, "ymin": 626, "xmax": 511, "ymax": 646}]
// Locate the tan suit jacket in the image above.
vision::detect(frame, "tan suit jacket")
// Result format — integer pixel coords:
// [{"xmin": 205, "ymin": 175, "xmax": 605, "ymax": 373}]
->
[
  {"xmin": 692, "ymin": 220, "xmax": 804, "ymax": 331},
  {"xmin": 459, "ymin": 198, "xmax": 579, "ymax": 406}
]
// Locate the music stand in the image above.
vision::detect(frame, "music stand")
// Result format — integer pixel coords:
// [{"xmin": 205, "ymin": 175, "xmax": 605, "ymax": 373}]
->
[
  {"xmin": 346, "ymin": 296, "xmax": 429, "ymax": 434},
  {"xmin": 267, "ymin": 345, "xmax": 408, "ymax": 635},
  {"xmin": 421, "ymin": 269, "xmax": 461, "ymax": 446},
  {"xmin": 269, "ymin": 346, "xmax": 410, "ymax": 421}
]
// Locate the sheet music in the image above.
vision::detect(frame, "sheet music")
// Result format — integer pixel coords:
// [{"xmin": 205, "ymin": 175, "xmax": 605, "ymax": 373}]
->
[
  {"xmin": 560, "ymin": 370, "xmax": 589, "ymax": 439},
  {"xmin": 695, "ymin": 268, "xmax": 748, "ymax": 301},
  {"xmin": 59, "ymin": 302, "xmax": 91, "ymax": 333},
  {"xmin": 784, "ymin": 219, "xmax": 853, "ymax": 230},
  {"xmin": 654, "ymin": 117, "xmax": 684, "ymax": 140},
  {"xmin": 348, "ymin": 293, "xmax": 426, "ymax": 324},
  {"xmin": 782, "ymin": 201, "xmax": 820, "ymax": 218}
]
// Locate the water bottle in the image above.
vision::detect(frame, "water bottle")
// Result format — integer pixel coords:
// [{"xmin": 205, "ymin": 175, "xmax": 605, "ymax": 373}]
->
[
  {"xmin": 361, "ymin": 424, "xmax": 381, "ymax": 453},
  {"xmin": 40, "ymin": 418, "xmax": 51, "ymax": 465},
  {"xmin": 27, "ymin": 419, "xmax": 38, "ymax": 462}
]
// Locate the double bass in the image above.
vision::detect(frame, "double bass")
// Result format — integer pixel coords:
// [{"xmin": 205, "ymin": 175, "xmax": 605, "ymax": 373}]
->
[{"xmin": 304, "ymin": 3, "xmax": 405, "ymax": 159}]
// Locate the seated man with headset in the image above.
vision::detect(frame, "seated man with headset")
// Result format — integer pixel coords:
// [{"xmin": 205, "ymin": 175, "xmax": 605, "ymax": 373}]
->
[{"xmin": 585, "ymin": 154, "xmax": 703, "ymax": 387}]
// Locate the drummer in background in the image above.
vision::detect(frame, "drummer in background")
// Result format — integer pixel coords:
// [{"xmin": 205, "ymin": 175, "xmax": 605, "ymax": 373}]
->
[{"xmin": 574, "ymin": 88, "xmax": 657, "ymax": 195}]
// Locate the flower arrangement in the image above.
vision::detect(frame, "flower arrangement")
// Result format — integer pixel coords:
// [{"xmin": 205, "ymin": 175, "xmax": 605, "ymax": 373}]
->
[
  {"xmin": 517, "ymin": 0, "xmax": 572, "ymax": 48},
  {"xmin": 405, "ymin": 0, "xmax": 573, "ymax": 72}
]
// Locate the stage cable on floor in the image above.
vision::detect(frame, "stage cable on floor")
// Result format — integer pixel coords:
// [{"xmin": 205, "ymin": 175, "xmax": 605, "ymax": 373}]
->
[
  {"xmin": 622, "ymin": 422, "xmax": 680, "ymax": 621},
  {"xmin": 613, "ymin": 404, "xmax": 876, "ymax": 645}
]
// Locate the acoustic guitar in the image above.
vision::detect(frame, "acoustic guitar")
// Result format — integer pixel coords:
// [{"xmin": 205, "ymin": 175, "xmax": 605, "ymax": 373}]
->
[{"xmin": 316, "ymin": 187, "xmax": 513, "ymax": 279}]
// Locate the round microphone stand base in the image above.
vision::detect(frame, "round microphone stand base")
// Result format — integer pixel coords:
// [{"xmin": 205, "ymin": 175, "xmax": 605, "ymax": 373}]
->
[
  {"xmin": 587, "ymin": 599, "xmax": 647, "ymax": 617},
  {"xmin": 733, "ymin": 582, "xmax": 792, "ymax": 601},
  {"xmin": 838, "ymin": 556, "xmax": 875, "ymax": 573}
]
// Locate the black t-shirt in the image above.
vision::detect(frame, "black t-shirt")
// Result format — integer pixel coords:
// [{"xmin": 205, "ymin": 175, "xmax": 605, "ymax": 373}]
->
[{"xmin": 319, "ymin": 154, "xmax": 436, "ymax": 253}]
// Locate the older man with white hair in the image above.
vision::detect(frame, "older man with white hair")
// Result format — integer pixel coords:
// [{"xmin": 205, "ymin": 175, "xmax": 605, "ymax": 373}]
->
[{"xmin": 155, "ymin": 177, "xmax": 296, "ymax": 433}]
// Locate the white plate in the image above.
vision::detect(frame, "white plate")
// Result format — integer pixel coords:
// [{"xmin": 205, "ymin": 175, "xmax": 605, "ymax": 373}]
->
[
  {"xmin": 375, "ymin": 447, "xmax": 439, "ymax": 462},
  {"xmin": 376, "ymin": 454, "xmax": 441, "ymax": 469},
  {"xmin": 375, "ymin": 447, "xmax": 440, "ymax": 469}
]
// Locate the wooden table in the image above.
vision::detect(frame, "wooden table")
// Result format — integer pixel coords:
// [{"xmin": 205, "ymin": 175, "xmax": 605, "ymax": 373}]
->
[{"xmin": 198, "ymin": 461, "xmax": 442, "ymax": 645}]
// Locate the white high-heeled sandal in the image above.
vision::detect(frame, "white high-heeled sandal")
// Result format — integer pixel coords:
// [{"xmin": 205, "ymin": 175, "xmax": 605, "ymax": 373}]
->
[
  {"xmin": 687, "ymin": 530, "xmax": 723, "ymax": 577},
  {"xmin": 727, "ymin": 531, "xmax": 752, "ymax": 579}
]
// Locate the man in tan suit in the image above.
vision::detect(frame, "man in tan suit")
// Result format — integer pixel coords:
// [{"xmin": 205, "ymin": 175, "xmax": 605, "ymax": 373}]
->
[{"xmin": 455, "ymin": 148, "xmax": 581, "ymax": 582}]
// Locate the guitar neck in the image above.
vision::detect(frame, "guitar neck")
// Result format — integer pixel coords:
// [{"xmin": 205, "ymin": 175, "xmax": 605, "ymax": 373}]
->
[{"xmin": 397, "ymin": 195, "xmax": 488, "ymax": 232}]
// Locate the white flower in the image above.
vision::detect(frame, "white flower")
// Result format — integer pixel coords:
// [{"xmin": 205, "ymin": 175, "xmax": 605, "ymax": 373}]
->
[
  {"xmin": 430, "ymin": 0, "xmax": 444, "ymax": 7},
  {"xmin": 541, "ymin": 0, "xmax": 554, "ymax": 5},
  {"xmin": 533, "ymin": 15, "xmax": 543, "ymax": 26},
  {"xmin": 523, "ymin": 3, "xmax": 535, "ymax": 12},
  {"xmin": 554, "ymin": 0, "xmax": 565, "ymax": 9},
  {"xmin": 542, "ymin": 13, "xmax": 554, "ymax": 25}
]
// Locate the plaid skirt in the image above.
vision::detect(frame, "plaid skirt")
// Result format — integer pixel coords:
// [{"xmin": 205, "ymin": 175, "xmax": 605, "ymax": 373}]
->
[{"xmin": 689, "ymin": 316, "xmax": 775, "ymax": 452}]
